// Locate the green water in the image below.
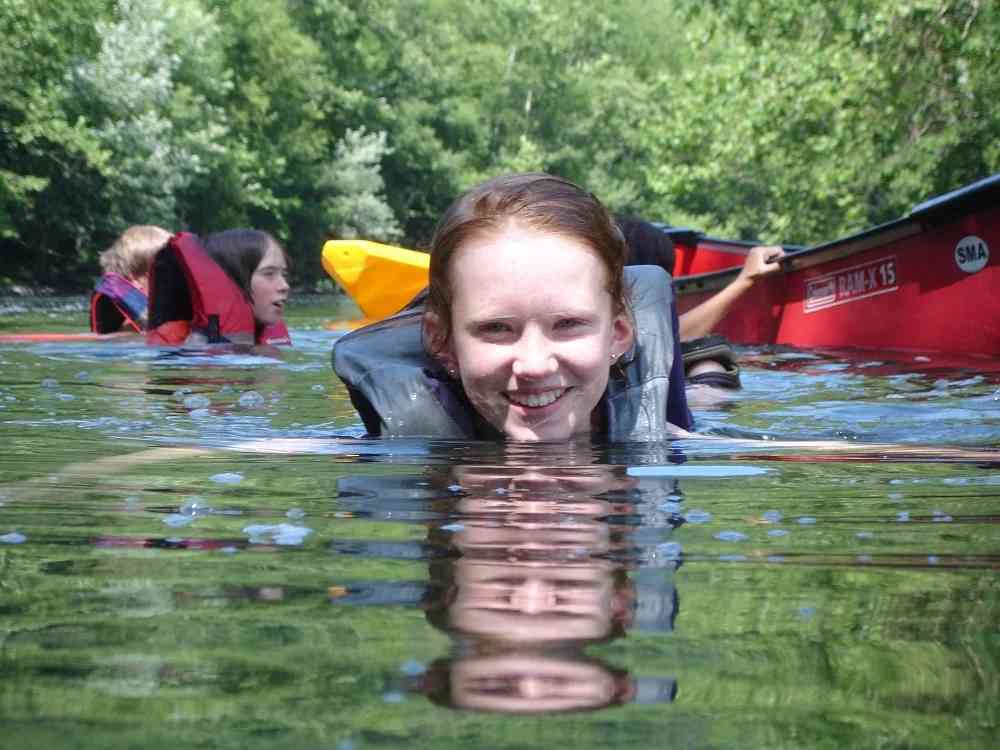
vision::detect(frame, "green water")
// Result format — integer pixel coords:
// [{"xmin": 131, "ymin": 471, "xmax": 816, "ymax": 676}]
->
[{"xmin": 1, "ymin": 296, "xmax": 998, "ymax": 749}]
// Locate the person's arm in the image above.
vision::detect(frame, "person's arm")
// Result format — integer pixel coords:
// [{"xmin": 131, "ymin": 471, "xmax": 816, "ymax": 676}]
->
[{"xmin": 678, "ymin": 245, "xmax": 786, "ymax": 341}]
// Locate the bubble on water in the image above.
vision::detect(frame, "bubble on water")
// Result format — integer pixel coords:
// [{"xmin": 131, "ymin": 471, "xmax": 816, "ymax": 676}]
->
[
  {"xmin": 684, "ymin": 509, "xmax": 712, "ymax": 524},
  {"xmin": 655, "ymin": 542, "xmax": 683, "ymax": 561},
  {"xmin": 56, "ymin": 393, "xmax": 75, "ymax": 401},
  {"xmin": 242, "ymin": 523, "xmax": 313, "ymax": 546},
  {"xmin": 856, "ymin": 531, "xmax": 875, "ymax": 539},
  {"xmin": 400, "ymin": 660, "xmax": 426, "ymax": 676},
  {"xmin": 180, "ymin": 497, "xmax": 212, "ymax": 517},
  {"xmin": 311, "ymin": 384, "xmax": 326, "ymax": 393},
  {"xmin": 763, "ymin": 510, "xmax": 782, "ymax": 523},
  {"xmin": 440, "ymin": 523, "xmax": 464, "ymax": 533},
  {"xmin": 1, "ymin": 531, "xmax": 27, "ymax": 544},
  {"xmin": 658, "ymin": 500, "xmax": 682, "ymax": 514},
  {"xmin": 896, "ymin": 511, "xmax": 910, "ymax": 522},
  {"xmin": 41, "ymin": 378, "xmax": 58, "ymax": 389},
  {"xmin": 183, "ymin": 394, "xmax": 211, "ymax": 410},
  {"xmin": 163, "ymin": 514, "xmax": 193, "ymax": 528},
  {"xmin": 210, "ymin": 472, "xmax": 244, "ymax": 485},
  {"xmin": 286, "ymin": 507, "xmax": 306, "ymax": 520},
  {"xmin": 797, "ymin": 516, "xmax": 817, "ymax": 525},
  {"xmin": 714, "ymin": 530, "xmax": 747, "ymax": 542},
  {"xmin": 767, "ymin": 529, "xmax": 789, "ymax": 537},
  {"xmin": 238, "ymin": 391, "xmax": 265, "ymax": 409}
]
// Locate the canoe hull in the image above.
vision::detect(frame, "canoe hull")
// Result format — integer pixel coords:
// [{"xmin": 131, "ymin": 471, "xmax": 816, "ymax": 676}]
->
[{"xmin": 677, "ymin": 178, "xmax": 1000, "ymax": 356}]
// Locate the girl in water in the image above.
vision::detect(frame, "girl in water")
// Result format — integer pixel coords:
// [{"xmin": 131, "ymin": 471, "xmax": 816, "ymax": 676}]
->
[
  {"xmin": 146, "ymin": 229, "xmax": 291, "ymax": 347},
  {"xmin": 334, "ymin": 173, "xmax": 688, "ymax": 441},
  {"xmin": 90, "ymin": 224, "xmax": 172, "ymax": 334}
]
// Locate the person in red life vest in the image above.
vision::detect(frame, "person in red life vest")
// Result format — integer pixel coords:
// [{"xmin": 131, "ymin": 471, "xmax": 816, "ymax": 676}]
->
[
  {"xmin": 146, "ymin": 229, "xmax": 292, "ymax": 347},
  {"xmin": 90, "ymin": 225, "xmax": 171, "ymax": 334}
]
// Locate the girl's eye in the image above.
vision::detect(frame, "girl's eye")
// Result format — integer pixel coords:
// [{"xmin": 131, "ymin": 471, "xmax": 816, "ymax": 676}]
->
[
  {"xmin": 258, "ymin": 269, "xmax": 287, "ymax": 280},
  {"xmin": 477, "ymin": 321, "xmax": 512, "ymax": 335},
  {"xmin": 555, "ymin": 317, "xmax": 588, "ymax": 331}
]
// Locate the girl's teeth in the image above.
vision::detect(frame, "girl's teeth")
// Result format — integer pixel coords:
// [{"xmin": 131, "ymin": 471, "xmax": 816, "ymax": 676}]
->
[{"xmin": 510, "ymin": 389, "xmax": 565, "ymax": 408}]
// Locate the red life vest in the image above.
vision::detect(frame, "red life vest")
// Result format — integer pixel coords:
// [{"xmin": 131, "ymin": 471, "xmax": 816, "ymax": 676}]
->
[
  {"xmin": 90, "ymin": 273, "xmax": 148, "ymax": 333},
  {"xmin": 146, "ymin": 232, "xmax": 291, "ymax": 346}
]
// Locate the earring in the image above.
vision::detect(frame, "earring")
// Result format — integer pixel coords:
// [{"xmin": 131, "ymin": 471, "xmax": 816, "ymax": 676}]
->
[
  {"xmin": 448, "ymin": 368, "xmax": 457, "ymax": 378},
  {"xmin": 610, "ymin": 352, "xmax": 618, "ymax": 362}
]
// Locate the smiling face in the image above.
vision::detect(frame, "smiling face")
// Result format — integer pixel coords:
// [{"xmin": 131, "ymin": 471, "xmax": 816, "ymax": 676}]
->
[
  {"xmin": 250, "ymin": 242, "xmax": 290, "ymax": 326},
  {"xmin": 429, "ymin": 224, "xmax": 633, "ymax": 441}
]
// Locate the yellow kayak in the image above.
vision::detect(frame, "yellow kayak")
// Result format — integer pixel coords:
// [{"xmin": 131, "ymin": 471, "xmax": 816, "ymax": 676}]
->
[{"xmin": 321, "ymin": 239, "xmax": 429, "ymax": 321}]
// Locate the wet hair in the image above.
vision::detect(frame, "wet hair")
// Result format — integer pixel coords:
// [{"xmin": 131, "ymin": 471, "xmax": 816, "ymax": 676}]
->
[
  {"xmin": 99, "ymin": 225, "xmax": 171, "ymax": 280},
  {"xmin": 425, "ymin": 173, "xmax": 629, "ymax": 351},
  {"xmin": 202, "ymin": 229, "xmax": 288, "ymax": 302},
  {"xmin": 616, "ymin": 216, "xmax": 675, "ymax": 274}
]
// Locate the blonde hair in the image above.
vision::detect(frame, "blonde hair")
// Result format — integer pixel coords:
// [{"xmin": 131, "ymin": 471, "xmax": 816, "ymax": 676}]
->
[{"xmin": 99, "ymin": 225, "xmax": 171, "ymax": 280}]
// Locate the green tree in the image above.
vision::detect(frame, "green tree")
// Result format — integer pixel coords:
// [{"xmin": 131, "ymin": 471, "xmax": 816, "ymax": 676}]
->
[
  {"xmin": 645, "ymin": 0, "xmax": 1000, "ymax": 243},
  {"xmin": 70, "ymin": 0, "xmax": 231, "ymax": 229},
  {"xmin": 318, "ymin": 128, "xmax": 401, "ymax": 241},
  {"xmin": 0, "ymin": 0, "xmax": 109, "ymax": 285}
]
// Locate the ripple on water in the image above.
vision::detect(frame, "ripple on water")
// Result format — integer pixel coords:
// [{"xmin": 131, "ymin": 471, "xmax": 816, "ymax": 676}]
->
[{"xmin": 2, "ymin": 315, "xmax": 999, "ymax": 744}]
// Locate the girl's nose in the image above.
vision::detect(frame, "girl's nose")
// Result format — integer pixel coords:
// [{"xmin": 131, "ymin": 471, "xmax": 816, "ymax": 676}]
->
[
  {"xmin": 510, "ymin": 579, "xmax": 556, "ymax": 615},
  {"xmin": 512, "ymin": 332, "xmax": 557, "ymax": 378}
]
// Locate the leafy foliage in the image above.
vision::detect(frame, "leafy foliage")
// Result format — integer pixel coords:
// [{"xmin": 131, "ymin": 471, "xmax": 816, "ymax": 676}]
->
[{"xmin": 1, "ymin": 0, "xmax": 998, "ymax": 288}]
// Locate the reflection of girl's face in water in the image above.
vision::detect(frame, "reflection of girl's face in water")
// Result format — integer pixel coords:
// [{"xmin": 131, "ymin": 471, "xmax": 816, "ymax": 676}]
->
[
  {"xmin": 415, "ymin": 461, "xmax": 671, "ymax": 714},
  {"xmin": 449, "ymin": 559, "xmax": 618, "ymax": 643},
  {"xmin": 444, "ymin": 464, "xmax": 635, "ymax": 643},
  {"xmin": 449, "ymin": 653, "xmax": 625, "ymax": 714}
]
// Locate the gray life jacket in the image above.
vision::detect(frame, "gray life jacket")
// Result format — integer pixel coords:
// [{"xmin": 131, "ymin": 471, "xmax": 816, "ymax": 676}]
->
[{"xmin": 332, "ymin": 265, "xmax": 681, "ymax": 441}]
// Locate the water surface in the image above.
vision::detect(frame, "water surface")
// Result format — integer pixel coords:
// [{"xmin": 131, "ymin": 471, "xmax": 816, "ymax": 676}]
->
[{"xmin": 1, "ymin": 296, "xmax": 997, "ymax": 748}]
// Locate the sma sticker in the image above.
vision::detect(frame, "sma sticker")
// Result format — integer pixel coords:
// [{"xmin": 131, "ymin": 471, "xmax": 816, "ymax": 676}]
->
[{"xmin": 954, "ymin": 235, "xmax": 989, "ymax": 273}]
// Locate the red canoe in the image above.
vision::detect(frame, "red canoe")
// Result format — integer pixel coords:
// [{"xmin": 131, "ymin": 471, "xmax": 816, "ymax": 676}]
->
[
  {"xmin": 664, "ymin": 228, "xmax": 778, "ymax": 277},
  {"xmin": 674, "ymin": 173, "xmax": 1000, "ymax": 356}
]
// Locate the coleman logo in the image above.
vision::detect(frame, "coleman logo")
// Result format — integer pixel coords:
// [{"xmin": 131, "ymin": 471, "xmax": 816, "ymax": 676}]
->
[
  {"xmin": 805, "ymin": 256, "xmax": 898, "ymax": 313},
  {"xmin": 955, "ymin": 235, "xmax": 989, "ymax": 273}
]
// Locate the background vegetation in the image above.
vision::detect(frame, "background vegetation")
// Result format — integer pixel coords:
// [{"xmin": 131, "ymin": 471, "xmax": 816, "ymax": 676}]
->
[{"xmin": 2, "ymin": 0, "xmax": 998, "ymax": 289}]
